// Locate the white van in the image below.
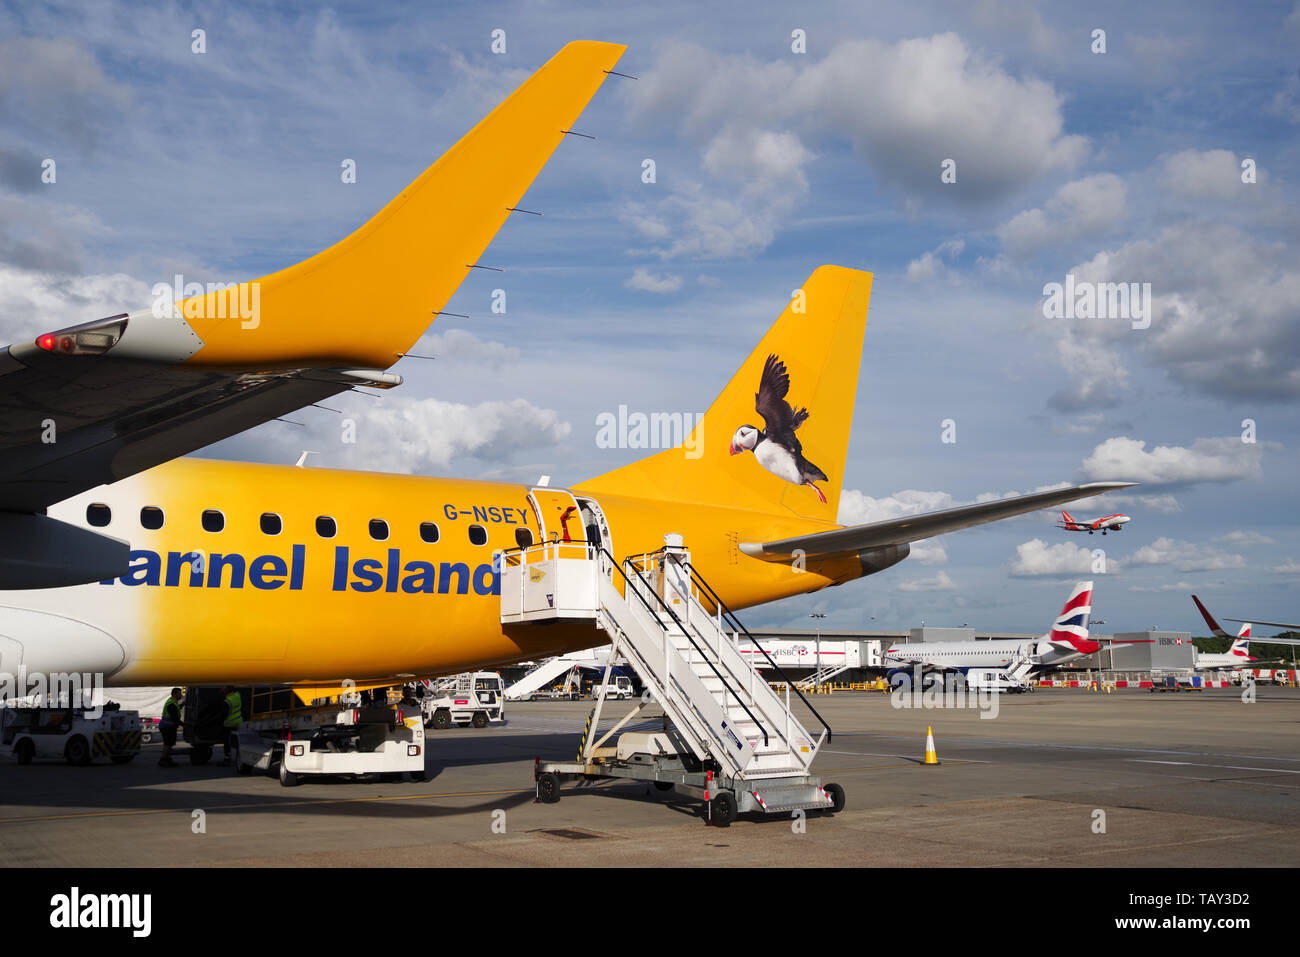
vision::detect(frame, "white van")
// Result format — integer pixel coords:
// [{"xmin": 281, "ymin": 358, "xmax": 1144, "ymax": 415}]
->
[
  {"xmin": 590, "ymin": 675, "xmax": 635, "ymax": 700},
  {"xmin": 965, "ymin": 669, "xmax": 1030, "ymax": 694}
]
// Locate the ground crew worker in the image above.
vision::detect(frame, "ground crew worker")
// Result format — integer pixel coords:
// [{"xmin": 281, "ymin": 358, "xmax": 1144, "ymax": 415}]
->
[
  {"xmin": 159, "ymin": 687, "xmax": 183, "ymax": 767},
  {"xmin": 222, "ymin": 685, "xmax": 242, "ymax": 765}
]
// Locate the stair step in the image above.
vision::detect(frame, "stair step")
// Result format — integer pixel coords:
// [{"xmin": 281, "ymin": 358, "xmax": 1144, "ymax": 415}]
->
[
  {"xmin": 739, "ymin": 769, "xmax": 807, "ymax": 780},
  {"xmin": 752, "ymin": 798, "xmax": 831, "ymax": 813}
]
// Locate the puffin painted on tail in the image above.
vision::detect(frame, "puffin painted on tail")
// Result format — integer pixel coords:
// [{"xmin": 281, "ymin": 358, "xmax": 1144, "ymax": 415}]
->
[{"xmin": 729, "ymin": 353, "xmax": 829, "ymax": 503}]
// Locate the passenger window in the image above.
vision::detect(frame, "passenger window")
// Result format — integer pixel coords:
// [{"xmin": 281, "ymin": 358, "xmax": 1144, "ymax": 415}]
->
[
  {"xmin": 140, "ymin": 506, "xmax": 164, "ymax": 530},
  {"xmin": 515, "ymin": 527, "xmax": 533, "ymax": 549},
  {"xmin": 87, "ymin": 503, "xmax": 111, "ymax": 527},
  {"xmin": 419, "ymin": 522, "xmax": 439, "ymax": 544},
  {"xmin": 260, "ymin": 512, "xmax": 282, "ymax": 535},
  {"xmin": 316, "ymin": 516, "xmax": 337, "ymax": 538},
  {"xmin": 202, "ymin": 509, "xmax": 225, "ymax": 533},
  {"xmin": 468, "ymin": 524, "xmax": 487, "ymax": 546},
  {"xmin": 369, "ymin": 519, "xmax": 389, "ymax": 542}
]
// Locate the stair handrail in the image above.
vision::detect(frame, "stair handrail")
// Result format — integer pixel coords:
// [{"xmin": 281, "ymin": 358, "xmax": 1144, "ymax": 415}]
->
[
  {"xmin": 681, "ymin": 558, "xmax": 834, "ymax": 745},
  {"xmin": 599, "ymin": 545, "xmax": 770, "ymax": 748}
]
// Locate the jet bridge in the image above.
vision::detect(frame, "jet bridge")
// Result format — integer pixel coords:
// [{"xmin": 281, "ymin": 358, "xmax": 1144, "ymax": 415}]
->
[{"xmin": 500, "ymin": 516, "xmax": 844, "ymax": 825}]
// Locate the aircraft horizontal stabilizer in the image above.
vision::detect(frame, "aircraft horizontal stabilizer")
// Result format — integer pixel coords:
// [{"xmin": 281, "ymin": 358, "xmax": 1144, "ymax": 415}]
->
[{"xmin": 740, "ymin": 481, "xmax": 1137, "ymax": 561}]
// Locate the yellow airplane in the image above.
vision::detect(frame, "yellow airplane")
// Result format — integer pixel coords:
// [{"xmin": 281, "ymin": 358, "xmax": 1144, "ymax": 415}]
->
[{"xmin": 0, "ymin": 42, "xmax": 1133, "ymax": 691}]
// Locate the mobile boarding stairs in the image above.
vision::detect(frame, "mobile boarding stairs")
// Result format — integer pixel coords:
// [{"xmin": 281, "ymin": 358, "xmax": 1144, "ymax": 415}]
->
[{"xmin": 501, "ymin": 537, "xmax": 844, "ymax": 825}]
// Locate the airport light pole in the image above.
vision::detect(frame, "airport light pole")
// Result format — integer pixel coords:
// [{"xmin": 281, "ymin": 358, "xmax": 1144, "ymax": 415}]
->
[{"xmin": 810, "ymin": 613, "xmax": 826, "ymax": 689}]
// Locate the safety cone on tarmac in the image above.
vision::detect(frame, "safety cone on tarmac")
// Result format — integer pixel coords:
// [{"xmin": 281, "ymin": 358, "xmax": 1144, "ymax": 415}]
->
[{"xmin": 923, "ymin": 725, "xmax": 940, "ymax": 766}]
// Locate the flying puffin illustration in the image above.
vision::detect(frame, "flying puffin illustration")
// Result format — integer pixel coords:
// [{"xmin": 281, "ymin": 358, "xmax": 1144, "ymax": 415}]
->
[{"xmin": 729, "ymin": 353, "xmax": 829, "ymax": 502}]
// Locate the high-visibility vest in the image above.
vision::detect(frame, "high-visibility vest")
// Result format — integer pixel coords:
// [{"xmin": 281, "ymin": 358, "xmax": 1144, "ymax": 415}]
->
[
  {"xmin": 161, "ymin": 697, "xmax": 180, "ymax": 727},
  {"xmin": 223, "ymin": 691, "xmax": 243, "ymax": 727}
]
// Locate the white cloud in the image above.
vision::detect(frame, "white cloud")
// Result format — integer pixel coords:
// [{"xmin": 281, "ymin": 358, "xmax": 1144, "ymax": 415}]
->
[
  {"xmin": 906, "ymin": 239, "xmax": 965, "ymax": 281},
  {"xmin": 1103, "ymin": 493, "xmax": 1182, "ymax": 514},
  {"xmin": 323, "ymin": 396, "xmax": 571, "ymax": 474},
  {"xmin": 1080, "ymin": 436, "xmax": 1263, "ymax": 485},
  {"xmin": 625, "ymin": 267, "xmax": 684, "ymax": 294},
  {"xmin": 999, "ymin": 174, "xmax": 1127, "ymax": 260},
  {"xmin": 1157, "ymin": 149, "xmax": 1259, "ymax": 201},
  {"xmin": 624, "ymin": 185, "xmax": 791, "ymax": 261},
  {"xmin": 1129, "ymin": 581, "xmax": 1199, "ymax": 593},
  {"xmin": 1046, "ymin": 222, "xmax": 1300, "ymax": 406},
  {"xmin": 1271, "ymin": 559, "xmax": 1300, "ymax": 575},
  {"xmin": 624, "ymin": 33, "xmax": 1087, "ymax": 258},
  {"xmin": 1048, "ymin": 335, "xmax": 1129, "ymax": 411},
  {"xmin": 1214, "ymin": 530, "xmax": 1275, "ymax": 546},
  {"xmin": 1009, "ymin": 538, "xmax": 1104, "ymax": 577},
  {"xmin": 837, "ymin": 483, "xmax": 1080, "ymax": 535},
  {"xmin": 1127, "ymin": 537, "xmax": 1245, "ymax": 572},
  {"xmin": 0, "ymin": 262, "xmax": 152, "ymax": 343},
  {"xmin": 701, "ymin": 125, "xmax": 813, "ymax": 194},
  {"xmin": 909, "ymin": 539, "xmax": 949, "ymax": 565},
  {"xmin": 416, "ymin": 329, "xmax": 519, "ymax": 367},
  {"xmin": 837, "ymin": 488, "xmax": 956, "ymax": 525},
  {"xmin": 897, "ymin": 570, "xmax": 957, "ymax": 592},
  {"xmin": 906, "ymin": 252, "xmax": 942, "ymax": 282}
]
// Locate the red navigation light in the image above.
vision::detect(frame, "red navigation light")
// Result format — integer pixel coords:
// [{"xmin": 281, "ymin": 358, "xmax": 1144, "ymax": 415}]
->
[{"xmin": 33, "ymin": 315, "xmax": 128, "ymax": 356}]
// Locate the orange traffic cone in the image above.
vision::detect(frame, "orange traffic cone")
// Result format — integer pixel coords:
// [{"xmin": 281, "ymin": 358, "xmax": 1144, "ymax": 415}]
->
[{"xmin": 923, "ymin": 725, "xmax": 940, "ymax": 766}]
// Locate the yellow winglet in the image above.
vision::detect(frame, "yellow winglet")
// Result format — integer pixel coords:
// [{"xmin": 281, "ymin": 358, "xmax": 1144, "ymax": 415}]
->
[{"xmin": 178, "ymin": 41, "xmax": 627, "ymax": 369}]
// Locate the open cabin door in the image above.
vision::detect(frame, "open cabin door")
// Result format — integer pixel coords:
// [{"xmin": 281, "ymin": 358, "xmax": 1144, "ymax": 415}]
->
[
  {"xmin": 575, "ymin": 496, "xmax": 614, "ymax": 570},
  {"xmin": 525, "ymin": 488, "xmax": 615, "ymax": 577},
  {"xmin": 527, "ymin": 488, "xmax": 583, "ymax": 544}
]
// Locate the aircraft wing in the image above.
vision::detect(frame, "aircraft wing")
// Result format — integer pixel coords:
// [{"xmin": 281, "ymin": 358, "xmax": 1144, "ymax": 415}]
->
[
  {"xmin": 740, "ymin": 482, "xmax": 1137, "ymax": 560},
  {"xmin": 0, "ymin": 42, "xmax": 625, "ymax": 586},
  {"xmin": 1224, "ymin": 623, "xmax": 1300, "ymax": 644}
]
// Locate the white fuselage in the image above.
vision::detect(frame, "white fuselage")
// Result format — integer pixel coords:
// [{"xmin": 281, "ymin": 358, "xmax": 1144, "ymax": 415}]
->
[
  {"xmin": 883, "ymin": 637, "xmax": 1089, "ymax": 673},
  {"xmin": 1193, "ymin": 652, "xmax": 1250, "ymax": 671}
]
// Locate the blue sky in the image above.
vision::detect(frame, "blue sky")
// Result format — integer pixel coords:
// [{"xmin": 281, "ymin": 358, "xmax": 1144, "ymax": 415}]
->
[{"xmin": 2, "ymin": 0, "xmax": 1298, "ymax": 635}]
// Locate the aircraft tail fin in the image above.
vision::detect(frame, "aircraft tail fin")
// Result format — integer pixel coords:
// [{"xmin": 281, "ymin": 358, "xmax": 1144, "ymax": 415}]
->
[
  {"xmin": 579, "ymin": 265, "xmax": 872, "ymax": 524},
  {"xmin": 1192, "ymin": 594, "xmax": 1234, "ymax": 640},
  {"xmin": 1230, "ymin": 624, "xmax": 1252, "ymax": 658},
  {"xmin": 1046, "ymin": 581, "xmax": 1093, "ymax": 647},
  {"xmin": 1061, "ymin": 510, "xmax": 1075, "ymax": 524}
]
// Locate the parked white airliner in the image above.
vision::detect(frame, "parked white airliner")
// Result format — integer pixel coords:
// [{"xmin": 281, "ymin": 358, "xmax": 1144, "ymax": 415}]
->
[{"xmin": 882, "ymin": 582, "xmax": 1148, "ymax": 680}]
